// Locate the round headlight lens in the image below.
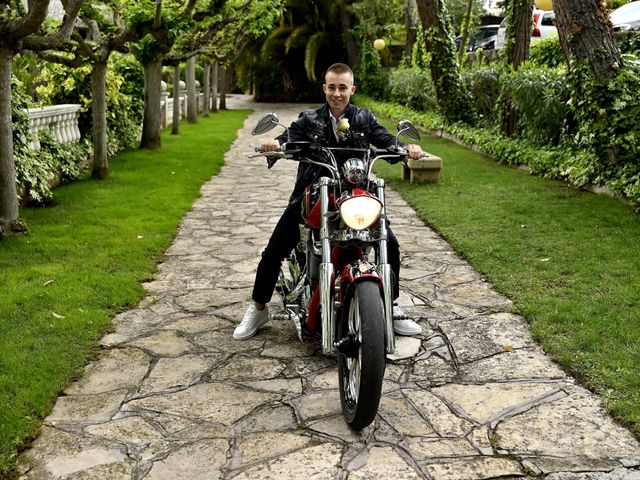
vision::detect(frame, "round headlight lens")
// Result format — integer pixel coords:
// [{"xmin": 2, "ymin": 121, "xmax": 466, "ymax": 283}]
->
[{"xmin": 340, "ymin": 195, "xmax": 382, "ymax": 230}]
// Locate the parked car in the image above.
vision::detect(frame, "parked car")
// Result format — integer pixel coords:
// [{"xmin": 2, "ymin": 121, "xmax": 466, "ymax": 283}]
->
[
  {"xmin": 610, "ymin": 1, "xmax": 640, "ymax": 31},
  {"xmin": 495, "ymin": 9, "xmax": 557, "ymax": 49},
  {"xmin": 455, "ymin": 25, "xmax": 500, "ymax": 51}
]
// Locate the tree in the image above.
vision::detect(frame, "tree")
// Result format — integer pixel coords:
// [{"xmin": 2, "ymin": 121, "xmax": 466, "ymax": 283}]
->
[
  {"xmin": 502, "ymin": 0, "xmax": 532, "ymax": 70},
  {"xmin": 137, "ymin": 0, "xmax": 199, "ymax": 149},
  {"xmin": 141, "ymin": 0, "xmax": 283, "ymax": 140},
  {"xmin": 0, "ymin": 0, "xmax": 83, "ymax": 237},
  {"xmin": 186, "ymin": 55, "xmax": 198, "ymax": 122},
  {"xmin": 415, "ymin": 0, "xmax": 474, "ymax": 123},
  {"xmin": 73, "ymin": 8, "xmax": 142, "ymax": 177},
  {"xmin": 500, "ymin": 0, "xmax": 532, "ymax": 136},
  {"xmin": 554, "ymin": 0, "xmax": 630, "ymax": 166},
  {"xmin": 254, "ymin": 0, "xmax": 352, "ymax": 101},
  {"xmin": 445, "ymin": 0, "xmax": 485, "ymax": 34},
  {"xmin": 457, "ymin": 0, "xmax": 473, "ymax": 60},
  {"xmin": 405, "ymin": 0, "xmax": 419, "ymax": 58},
  {"xmin": 338, "ymin": 0, "xmax": 359, "ymax": 68},
  {"xmin": 554, "ymin": 0, "xmax": 622, "ymax": 82}
]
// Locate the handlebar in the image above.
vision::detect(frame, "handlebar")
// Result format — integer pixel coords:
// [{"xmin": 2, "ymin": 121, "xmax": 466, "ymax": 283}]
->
[{"xmin": 249, "ymin": 143, "xmax": 426, "ymax": 167}]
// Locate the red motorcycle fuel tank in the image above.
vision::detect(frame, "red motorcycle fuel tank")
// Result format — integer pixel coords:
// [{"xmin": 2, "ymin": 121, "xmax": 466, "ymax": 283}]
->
[{"xmin": 304, "ymin": 184, "xmax": 335, "ymax": 228}]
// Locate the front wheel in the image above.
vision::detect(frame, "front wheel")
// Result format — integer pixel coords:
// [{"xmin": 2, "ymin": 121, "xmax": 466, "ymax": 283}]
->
[{"xmin": 338, "ymin": 280, "xmax": 386, "ymax": 430}]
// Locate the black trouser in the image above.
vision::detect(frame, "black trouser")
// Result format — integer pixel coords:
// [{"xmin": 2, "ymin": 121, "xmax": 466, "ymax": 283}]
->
[{"xmin": 252, "ymin": 201, "xmax": 401, "ymax": 304}]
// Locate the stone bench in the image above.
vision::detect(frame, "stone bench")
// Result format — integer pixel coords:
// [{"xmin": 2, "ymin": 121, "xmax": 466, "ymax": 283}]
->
[{"xmin": 401, "ymin": 153, "xmax": 442, "ymax": 183}]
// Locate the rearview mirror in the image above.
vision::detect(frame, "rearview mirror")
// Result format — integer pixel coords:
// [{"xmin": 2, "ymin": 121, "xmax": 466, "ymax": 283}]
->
[
  {"xmin": 252, "ymin": 113, "xmax": 279, "ymax": 135},
  {"xmin": 397, "ymin": 120, "xmax": 420, "ymax": 141}
]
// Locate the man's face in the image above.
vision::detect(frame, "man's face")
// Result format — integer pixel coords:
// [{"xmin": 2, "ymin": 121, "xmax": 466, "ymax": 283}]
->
[{"xmin": 323, "ymin": 71, "xmax": 356, "ymax": 113}]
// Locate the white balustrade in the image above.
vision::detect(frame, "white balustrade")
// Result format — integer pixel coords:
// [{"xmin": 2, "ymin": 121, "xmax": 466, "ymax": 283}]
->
[
  {"xmin": 26, "ymin": 104, "xmax": 82, "ymax": 150},
  {"xmin": 25, "ymin": 87, "xmax": 207, "ymax": 148}
]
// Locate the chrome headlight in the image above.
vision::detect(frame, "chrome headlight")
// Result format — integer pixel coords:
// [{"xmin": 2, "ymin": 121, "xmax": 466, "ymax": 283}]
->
[
  {"xmin": 340, "ymin": 195, "xmax": 382, "ymax": 230},
  {"xmin": 342, "ymin": 158, "xmax": 366, "ymax": 185}
]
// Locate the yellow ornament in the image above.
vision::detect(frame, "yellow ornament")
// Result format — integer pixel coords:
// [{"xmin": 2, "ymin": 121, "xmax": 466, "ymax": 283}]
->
[
  {"xmin": 373, "ymin": 39, "xmax": 386, "ymax": 51},
  {"xmin": 534, "ymin": 0, "xmax": 552, "ymax": 10}
]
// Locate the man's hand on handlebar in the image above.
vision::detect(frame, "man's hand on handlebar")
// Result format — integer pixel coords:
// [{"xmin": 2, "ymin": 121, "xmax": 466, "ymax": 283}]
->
[
  {"xmin": 406, "ymin": 144, "xmax": 423, "ymax": 160},
  {"xmin": 260, "ymin": 139, "xmax": 281, "ymax": 153}
]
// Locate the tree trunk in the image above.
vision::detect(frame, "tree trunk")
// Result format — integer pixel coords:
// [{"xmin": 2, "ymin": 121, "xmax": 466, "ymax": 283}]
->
[
  {"xmin": 91, "ymin": 60, "xmax": 109, "ymax": 178},
  {"xmin": 186, "ymin": 56, "xmax": 197, "ymax": 123},
  {"xmin": 556, "ymin": 19, "xmax": 572, "ymax": 69},
  {"xmin": 211, "ymin": 63, "xmax": 218, "ymax": 112},
  {"xmin": 554, "ymin": 0, "xmax": 624, "ymax": 165},
  {"xmin": 338, "ymin": 0, "xmax": 359, "ymax": 68},
  {"xmin": 415, "ymin": 0, "xmax": 474, "ymax": 124},
  {"xmin": 140, "ymin": 57, "xmax": 163, "ymax": 149},
  {"xmin": 0, "ymin": 47, "xmax": 23, "ymax": 237},
  {"xmin": 500, "ymin": 0, "xmax": 532, "ymax": 137},
  {"xmin": 203, "ymin": 61, "xmax": 210, "ymax": 117},
  {"xmin": 405, "ymin": 0, "xmax": 418, "ymax": 59},
  {"xmin": 172, "ymin": 64, "xmax": 181, "ymax": 135},
  {"xmin": 458, "ymin": 0, "xmax": 474, "ymax": 61},
  {"xmin": 219, "ymin": 66, "xmax": 227, "ymax": 110},
  {"xmin": 554, "ymin": 0, "xmax": 623, "ymax": 83},
  {"xmin": 505, "ymin": 0, "xmax": 532, "ymax": 70}
]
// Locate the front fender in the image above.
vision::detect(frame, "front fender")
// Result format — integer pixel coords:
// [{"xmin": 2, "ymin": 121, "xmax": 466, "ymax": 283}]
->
[{"xmin": 339, "ymin": 260, "xmax": 382, "ymax": 299}]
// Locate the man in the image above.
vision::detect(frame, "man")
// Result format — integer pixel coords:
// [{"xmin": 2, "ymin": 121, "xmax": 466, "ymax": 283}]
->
[{"xmin": 234, "ymin": 63, "xmax": 423, "ymax": 340}]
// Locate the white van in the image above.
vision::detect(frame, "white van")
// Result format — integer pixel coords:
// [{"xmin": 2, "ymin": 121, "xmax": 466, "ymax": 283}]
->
[{"xmin": 495, "ymin": 9, "xmax": 558, "ymax": 49}]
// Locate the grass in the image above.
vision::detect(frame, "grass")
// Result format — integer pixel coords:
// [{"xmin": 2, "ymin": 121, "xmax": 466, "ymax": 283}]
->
[
  {"xmin": 0, "ymin": 109, "xmax": 249, "ymax": 476},
  {"xmin": 374, "ymin": 119, "xmax": 640, "ymax": 438}
]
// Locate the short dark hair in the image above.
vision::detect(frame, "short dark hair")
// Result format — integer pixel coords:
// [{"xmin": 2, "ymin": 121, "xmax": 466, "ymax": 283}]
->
[{"xmin": 325, "ymin": 63, "xmax": 354, "ymax": 84}]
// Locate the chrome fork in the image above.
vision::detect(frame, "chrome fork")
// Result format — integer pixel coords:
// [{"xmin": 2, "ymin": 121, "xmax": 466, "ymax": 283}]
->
[
  {"xmin": 319, "ymin": 177, "xmax": 336, "ymax": 354},
  {"xmin": 376, "ymin": 178, "xmax": 395, "ymax": 354}
]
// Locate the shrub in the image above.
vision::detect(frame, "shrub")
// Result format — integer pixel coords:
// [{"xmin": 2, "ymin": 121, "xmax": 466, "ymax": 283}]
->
[
  {"xmin": 35, "ymin": 56, "xmax": 141, "ymax": 156},
  {"xmin": 500, "ymin": 62, "xmax": 569, "ymax": 146},
  {"xmin": 617, "ymin": 30, "xmax": 640, "ymax": 55},
  {"xmin": 461, "ymin": 66, "xmax": 501, "ymax": 125},
  {"xmin": 565, "ymin": 56, "xmax": 640, "ymax": 205},
  {"xmin": 11, "ymin": 75, "xmax": 89, "ymax": 204},
  {"xmin": 529, "ymin": 35, "xmax": 566, "ymax": 68},
  {"xmin": 356, "ymin": 40, "xmax": 387, "ymax": 99},
  {"xmin": 388, "ymin": 66, "xmax": 437, "ymax": 111}
]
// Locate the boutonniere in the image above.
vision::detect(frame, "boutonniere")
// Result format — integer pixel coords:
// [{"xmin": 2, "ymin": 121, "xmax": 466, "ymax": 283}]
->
[{"xmin": 336, "ymin": 118, "xmax": 351, "ymax": 141}]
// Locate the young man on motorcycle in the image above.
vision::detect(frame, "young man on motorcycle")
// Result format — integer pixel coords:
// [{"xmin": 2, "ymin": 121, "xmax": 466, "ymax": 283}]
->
[{"xmin": 234, "ymin": 62, "xmax": 424, "ymax": 340}]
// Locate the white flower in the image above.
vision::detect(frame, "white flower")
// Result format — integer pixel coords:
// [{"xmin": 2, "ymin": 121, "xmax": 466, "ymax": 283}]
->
[{"xmin": 336, "ymin": 118, "xmax": 351, "ymax": 141}]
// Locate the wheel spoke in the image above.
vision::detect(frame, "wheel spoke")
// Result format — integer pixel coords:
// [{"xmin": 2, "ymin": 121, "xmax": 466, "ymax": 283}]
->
[{"xmin": 345, "ymin": 290, "xmax": 362, "ymax": 404}]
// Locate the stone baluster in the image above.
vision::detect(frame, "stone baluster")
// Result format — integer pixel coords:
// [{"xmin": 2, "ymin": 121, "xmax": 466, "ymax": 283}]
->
[
  {"xmin": 62, "ymin": 111, "xmax": 73, "ymax": 143},
  {"xmin": 72, "ymin": 110, "xmax": 81, "ymax": 142},
  {"xmin": 54, "ymin": 112, "xmax": 64, "ymax": 143},
  {"xmin": 179, "ymin": 80, "xmax": 187, "ymax": 119},
  {"xmin": 160, "ymin": 81, "xmax": 168, "ymax": 129},
  {"xmin": 195, "ymin": 80, "xmax": 202, "ymax": 112}
]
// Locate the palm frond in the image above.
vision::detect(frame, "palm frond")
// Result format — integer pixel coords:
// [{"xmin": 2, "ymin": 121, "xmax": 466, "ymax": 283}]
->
[
  {"xmin": 304, "ymin": 31, "xmax": 330, "ymax": 81},
  {"xmin": 260, "ymin": 26, "xmax": 293, "ymax": 60},
  {"xmin": 284, "ymin": 25, "xmax": 311, "ymax": 53}
]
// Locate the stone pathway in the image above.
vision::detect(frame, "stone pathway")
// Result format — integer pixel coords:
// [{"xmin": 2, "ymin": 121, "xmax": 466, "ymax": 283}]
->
[{"xmin": 16, "ymin": 96, "xmax": 640, "ymax": 479}]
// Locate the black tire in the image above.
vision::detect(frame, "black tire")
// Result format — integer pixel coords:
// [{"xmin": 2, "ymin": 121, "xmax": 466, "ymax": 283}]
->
[{"xmin": 337, "ymin": 280, "xmax": 386, "ymax": 430}]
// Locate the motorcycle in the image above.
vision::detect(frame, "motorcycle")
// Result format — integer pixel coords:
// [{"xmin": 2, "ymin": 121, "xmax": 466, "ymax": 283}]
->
[{"xmin": 249, "ymin": 113, "xmax": 422, "ymax": 430}]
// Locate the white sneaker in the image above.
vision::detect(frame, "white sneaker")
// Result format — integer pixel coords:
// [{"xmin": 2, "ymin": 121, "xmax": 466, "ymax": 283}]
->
[
  {"xmin": 393, "ymin": 306, "xmax": 422, "ymax": 336},
  {"xmin": 233, "ymin": 304, "xmax": 270, "ymax": 340}
]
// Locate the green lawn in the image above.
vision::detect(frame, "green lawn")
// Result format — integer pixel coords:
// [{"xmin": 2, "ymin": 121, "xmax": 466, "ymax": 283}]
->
[
  {"xmin": 0, "ymin": 110, "xmax": 249, "ymax": 476},
  {"xmin": 374, "ymin": 120, "xmax": 640, "ymax": 438}
]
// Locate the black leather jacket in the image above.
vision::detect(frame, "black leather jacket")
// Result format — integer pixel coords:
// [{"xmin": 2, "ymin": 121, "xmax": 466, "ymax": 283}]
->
[{"xmin": 276, "ymin": 103, "xmax": 404, "ymax": 204}]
